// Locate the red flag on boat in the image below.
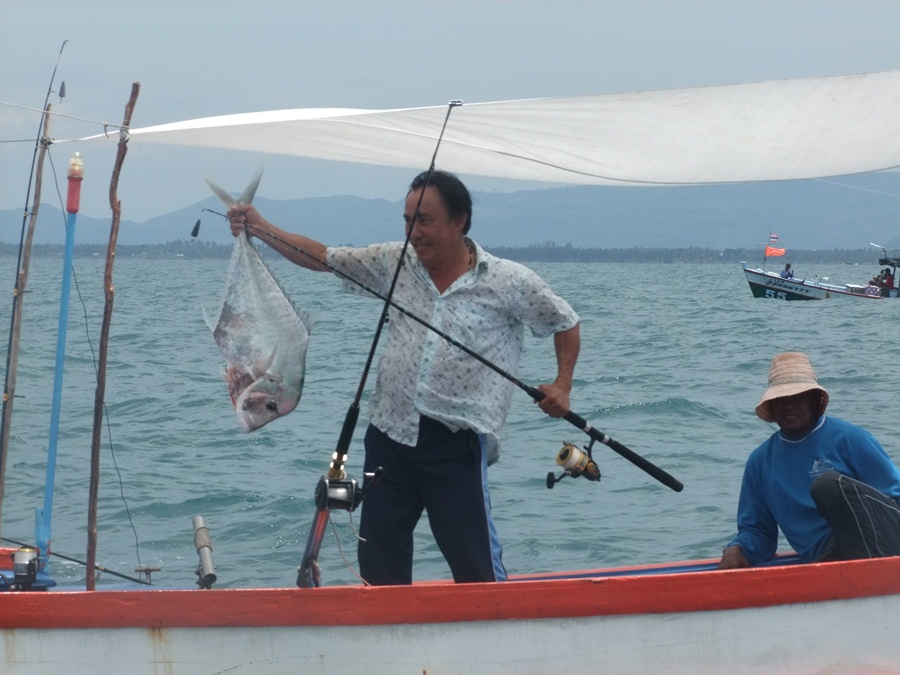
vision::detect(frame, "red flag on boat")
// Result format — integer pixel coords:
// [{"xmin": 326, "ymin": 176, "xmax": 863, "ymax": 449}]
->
[{"xmin": 765, "ymin": 245, "xmax": 786, "ymax": 257}]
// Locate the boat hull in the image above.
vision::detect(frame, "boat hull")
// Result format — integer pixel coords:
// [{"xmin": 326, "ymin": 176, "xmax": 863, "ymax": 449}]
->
[
  {"xmin": 742, "ymin": 266, "xmax": 888, "ymax": 300},
  {"xmin": 3, "ymin": 556, "xmax": 900, "ymax": 674}
]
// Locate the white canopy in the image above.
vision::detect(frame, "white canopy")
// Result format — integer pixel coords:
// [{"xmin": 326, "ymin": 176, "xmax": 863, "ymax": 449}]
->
[{"xmin": 86, "ymin": 70, "xmax": 900, "ymax": 185}]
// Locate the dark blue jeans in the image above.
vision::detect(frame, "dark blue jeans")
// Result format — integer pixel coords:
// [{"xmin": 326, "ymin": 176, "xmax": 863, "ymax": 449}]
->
[{"xmin": 357, "ymin": 418, "xmax": 507, "ymax": 585}]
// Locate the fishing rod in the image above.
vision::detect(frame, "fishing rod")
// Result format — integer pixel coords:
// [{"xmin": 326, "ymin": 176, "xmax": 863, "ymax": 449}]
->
[
  {"xmin": 0, "ymin": 40, "xmax": 68, "ymax": 529},
  {"xmin": 239, "ymin": 221, "xmax": 682, "ymax": 491},
  {"xmin": 292, "ymin": 100, "xmax": 463, "ymax": 588},
  {"xmin": 200, "ymin": 210, "xmax": 684, "ymax": 498},
  {"xmin": 204, "ymin": 101, "xmax": 681, "ymax": 587},
  {"xmin": 1, "ymin": 536, "xmax": 152, "ymax": 586}
]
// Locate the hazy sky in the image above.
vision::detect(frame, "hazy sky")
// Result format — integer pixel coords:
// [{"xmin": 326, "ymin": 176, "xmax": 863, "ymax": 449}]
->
[{"xmin": 3, "ymin": 0, "xmax": 900, "ymax": 223}]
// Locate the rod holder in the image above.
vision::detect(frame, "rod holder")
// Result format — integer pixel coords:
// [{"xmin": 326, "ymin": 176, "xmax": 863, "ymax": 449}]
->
[{"xmin": 192, "ymin": 515, "xmax": 217, "ymax": 589}]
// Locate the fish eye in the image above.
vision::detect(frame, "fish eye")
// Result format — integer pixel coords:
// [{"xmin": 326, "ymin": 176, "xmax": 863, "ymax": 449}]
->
[{"xmin": 266, "ymin": 400, "xmax": 278, "ymax": 412}]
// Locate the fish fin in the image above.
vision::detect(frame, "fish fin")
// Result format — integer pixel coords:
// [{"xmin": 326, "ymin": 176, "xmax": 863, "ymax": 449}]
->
[
  {"xmin": 238, "ymin": 163, "xmax": 265, "ymax": 205},
  {"xmin": 206, "ymin": 164, "xmax": 265, "ymax": 208},
  {"xmin": 205, "ymin": 177, "xmax": 237, "ymax": 207},
  {"xmin": 256, "ymin": 347, "xmax": 277, "ymax": 373},
  {"xmin": 300, "ymin": 310, "xmax": 317, "ymax": 333},
  {"xmin": 201, "ymin": 301, "xmax": 217, "ymax": 332}
]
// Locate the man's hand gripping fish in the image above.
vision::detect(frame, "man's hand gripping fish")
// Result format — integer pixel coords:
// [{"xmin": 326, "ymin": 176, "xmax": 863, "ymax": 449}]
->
[{"xmin": 206, "ymin": 169, "xmax": 314, "ymax": 432}]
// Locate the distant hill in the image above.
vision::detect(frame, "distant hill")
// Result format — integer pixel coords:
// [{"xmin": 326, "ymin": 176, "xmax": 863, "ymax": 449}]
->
[
  {"xmin": 0, "ymin": 240, "xmax": 888, "ymax": 266},
  {"xmin": 2, "ymin": 172, "xmax": 899, "ymax": 251}
]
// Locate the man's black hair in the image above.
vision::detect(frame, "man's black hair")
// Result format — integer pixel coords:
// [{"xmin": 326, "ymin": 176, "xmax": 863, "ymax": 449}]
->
[{"xmin": 409, "ymin": 169, "xmax": 473, "ymax": 234}]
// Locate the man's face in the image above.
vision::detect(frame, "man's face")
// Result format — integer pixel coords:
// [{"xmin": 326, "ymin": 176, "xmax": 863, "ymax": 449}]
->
[
  {"xmin": 769, "ymin": 389, "xmax": 823, "ymax": 437},
  {"xmin": 404, "ymin": 186, "xmax": 465, "ymax": 269}
]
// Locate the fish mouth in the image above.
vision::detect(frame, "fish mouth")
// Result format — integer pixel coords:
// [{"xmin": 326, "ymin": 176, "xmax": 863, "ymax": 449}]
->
[
  {"xmin": 236, "ymin": 401, "xmax": 280, "ymax": 433},
  {"xmin": 237, "ymin": 414, "xmax": 258, "ymax": 433},
  {"xmin": 233, "ymin": 375, "xmax": 302, "ymax": 433},
  {"xmin": 235, "ymin": 385, "xmax": 283, "ymax": 432}
]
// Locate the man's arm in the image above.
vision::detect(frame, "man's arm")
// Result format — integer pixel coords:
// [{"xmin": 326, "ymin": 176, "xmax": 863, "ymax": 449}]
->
[
  {"xmin": 227, "ymin": 204, "xmax": 329, "ymax": 272},
  {"xmin": 536, "ymin": 323, "xmax": 580, "ymax": 418}
]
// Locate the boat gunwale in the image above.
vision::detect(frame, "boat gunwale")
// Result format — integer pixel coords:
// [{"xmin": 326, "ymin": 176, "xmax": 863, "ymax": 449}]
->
[{"xmin": 3, "ymin": 555, "xmax": 899, "ymax": 629}]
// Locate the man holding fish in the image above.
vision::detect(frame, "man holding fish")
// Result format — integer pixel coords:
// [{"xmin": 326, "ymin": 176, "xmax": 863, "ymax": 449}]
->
[{"xmin": 227, "ymin": 170, "xmax": 580, "ymax": 586}]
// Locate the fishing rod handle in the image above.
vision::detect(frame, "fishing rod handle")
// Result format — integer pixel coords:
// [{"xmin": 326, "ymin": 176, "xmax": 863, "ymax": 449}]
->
[
  {"xmin": 298, "ymin": 509, "xmax": 330, "ymax": 588},
  {"xmin": 566, "ymin": 410, "xmax": 684, "ymax": 493},
  {"xmin": 527, "ymin": 385, "xmax": 683, "ymax": 492},
  {"xmin": 328, "ymin": 404, "xmax": 360, "ymax": 480}
]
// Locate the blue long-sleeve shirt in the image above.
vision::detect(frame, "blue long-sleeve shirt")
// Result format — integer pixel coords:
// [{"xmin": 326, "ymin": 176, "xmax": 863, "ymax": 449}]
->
[{"xmin": 728, "ymin": 415, "xmax": 900, "ymax": 564}]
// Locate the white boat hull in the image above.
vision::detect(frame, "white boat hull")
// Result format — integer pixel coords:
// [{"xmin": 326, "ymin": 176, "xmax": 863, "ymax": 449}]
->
[
  {"xmin": 3, "ymin": 556, "xmax": 900, "ymax": 674},
  {"xmin": 6, "ymin": 596, "xmax": 898, "ymax": 675},
  {"xmin": 742, "ymin": 265, "xmax": 892, "ymax": 300}
]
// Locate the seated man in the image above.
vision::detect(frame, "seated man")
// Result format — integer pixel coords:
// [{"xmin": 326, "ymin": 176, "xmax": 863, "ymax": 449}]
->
[
  {"xmin": 719, "ymin": 352, "xmax": 900, "ymax": 569},
  {"xmin": 780, "ymin": 263, "xmax": 794, "ymax": 279}
]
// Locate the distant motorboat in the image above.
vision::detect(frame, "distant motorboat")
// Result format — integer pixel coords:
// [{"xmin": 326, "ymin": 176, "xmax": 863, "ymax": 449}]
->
[{"xmin": 742, "ymin": 251, "xmax": 899, "ymax": 301}]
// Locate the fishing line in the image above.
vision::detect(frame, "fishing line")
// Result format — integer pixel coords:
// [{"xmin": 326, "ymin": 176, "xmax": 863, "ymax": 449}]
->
[
  {"xmin": 239, "ymin": 222, "xmax": 542, "ymax": 390},
  {"xmin": 813, "ymin": 177, "xmax": 900, "ymax": 200},
  {"xmin": 1, "ymin": 536, "xmax": 151, "ymax": 586},
  {"xmin": 327, "ymin": 514, "xmax": 369, "ymax": 586},
  {"xmin": 0, "ymin": 98, "xmax": 129, "ymax": 148},
  {"xmin": 0, "ymin": 99, "xmax": 119, "ymax": 129}
]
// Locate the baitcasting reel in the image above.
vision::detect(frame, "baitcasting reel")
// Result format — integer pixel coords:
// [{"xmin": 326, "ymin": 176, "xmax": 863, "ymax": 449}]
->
[
  {"xmin": 315, "ymin": 476, "xmax": 364, "ymax": 512},
  {"xmin": 546, "ymin": 439, "xmax": 601, "ymax": 489},
  {"xmin": 314, "ymin": 467, "xmax": 384, "ymax": 512}
]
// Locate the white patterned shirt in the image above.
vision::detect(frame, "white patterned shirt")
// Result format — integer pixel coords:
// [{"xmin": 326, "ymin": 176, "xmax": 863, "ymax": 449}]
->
[{"xmin": 327, "ymin": 239, "xmax": 579, "ymax": 463}]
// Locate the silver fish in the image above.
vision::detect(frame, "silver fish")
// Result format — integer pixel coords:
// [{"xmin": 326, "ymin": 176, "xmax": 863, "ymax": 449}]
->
[{"xmin": 206, "ymin": 169, "xmax": 313, "ymax": 432}]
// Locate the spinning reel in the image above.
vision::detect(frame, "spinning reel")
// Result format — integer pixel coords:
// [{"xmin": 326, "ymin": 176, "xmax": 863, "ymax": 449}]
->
[{"xmin": 546, "ymin": 439, "xmax": 601, "ymax": 488}]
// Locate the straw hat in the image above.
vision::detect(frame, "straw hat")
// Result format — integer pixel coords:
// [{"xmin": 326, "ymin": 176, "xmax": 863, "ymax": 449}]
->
[{"xmin": 755, "ymin": 352, "xmax": 829, "ymax": 422}]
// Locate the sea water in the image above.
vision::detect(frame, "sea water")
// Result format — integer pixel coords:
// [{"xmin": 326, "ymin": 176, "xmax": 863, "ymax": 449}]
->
[{"xmin": 1, "ymin": 255, "xmax": 898, "ymax": 588}]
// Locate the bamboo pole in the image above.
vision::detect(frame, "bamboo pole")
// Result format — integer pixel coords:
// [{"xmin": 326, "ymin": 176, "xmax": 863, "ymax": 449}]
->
[
  {"xmin": 0, "ymin": 106, "xmax": 53, "ymax": 529},
  {"xmin": 86, "ymin": 83, "xmax": 140, "ymax": 590}
]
